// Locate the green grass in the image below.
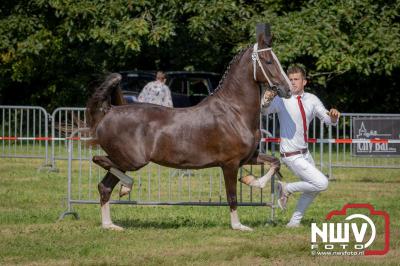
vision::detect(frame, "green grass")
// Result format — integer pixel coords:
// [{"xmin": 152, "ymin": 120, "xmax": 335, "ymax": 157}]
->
[{"xmin": 0, "ymin": 158, "xmax": 399, "ymax": 265}]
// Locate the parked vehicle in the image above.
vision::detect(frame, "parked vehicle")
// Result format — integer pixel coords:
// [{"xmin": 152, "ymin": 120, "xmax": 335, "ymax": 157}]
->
[{"xmin": 120, "ymin": 71, "xmax": 220, "ymax": 107}]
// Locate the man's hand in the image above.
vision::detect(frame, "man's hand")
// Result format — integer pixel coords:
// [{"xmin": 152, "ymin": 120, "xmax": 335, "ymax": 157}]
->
[
  {"xmin": 327, "ymin": 108, "xmax": 340, "ymax": 123},
  {"xmin": 261, "ymin": 89, "xmax": 277, "ymax": 108}
]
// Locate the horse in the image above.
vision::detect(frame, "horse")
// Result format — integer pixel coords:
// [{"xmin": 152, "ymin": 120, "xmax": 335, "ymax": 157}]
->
[{"xmin": 86, "ymin": 29, "xmax": 291, "ymax": 231}]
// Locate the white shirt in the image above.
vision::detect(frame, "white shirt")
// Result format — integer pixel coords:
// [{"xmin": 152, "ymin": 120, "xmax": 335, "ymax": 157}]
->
[{"xmin": 263, "ymin": 92, "xmax": 336, "ymax": 153}]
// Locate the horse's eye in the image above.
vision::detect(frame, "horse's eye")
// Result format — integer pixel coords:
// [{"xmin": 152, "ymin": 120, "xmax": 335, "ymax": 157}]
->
[{"xmin": 265, "ymin": 60, "xmax": 272, "ymax": 65}]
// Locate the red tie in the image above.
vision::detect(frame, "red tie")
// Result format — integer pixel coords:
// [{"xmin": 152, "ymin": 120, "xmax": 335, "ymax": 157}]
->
[{"xmin": 297, "ymin": 95, "xmax": 308, "ymax": 143}]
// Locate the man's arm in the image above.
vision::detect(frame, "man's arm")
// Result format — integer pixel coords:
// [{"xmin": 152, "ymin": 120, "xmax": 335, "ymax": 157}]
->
[{"xmin": 313, "ymin": 97, "xmax": 340, "ymax": 125}]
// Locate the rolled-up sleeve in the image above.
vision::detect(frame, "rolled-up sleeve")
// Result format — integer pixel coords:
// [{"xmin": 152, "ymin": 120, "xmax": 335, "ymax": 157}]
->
[{"xmin": 313, "ymin": 97, "xmax": 337, "ymax": 126}]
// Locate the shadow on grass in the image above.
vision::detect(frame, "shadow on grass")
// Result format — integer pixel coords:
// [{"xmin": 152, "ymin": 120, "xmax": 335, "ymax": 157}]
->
[
  {"xmin": 116, "ymin": 217, "xmax": 220, "ymax": 229},
  {"xmin": 358, "ymin": 177, "xmax": 400, "ymax": 183},
  {"xmin": 115, "ymin": 217, "xmax": 293, "ymax": 230}
]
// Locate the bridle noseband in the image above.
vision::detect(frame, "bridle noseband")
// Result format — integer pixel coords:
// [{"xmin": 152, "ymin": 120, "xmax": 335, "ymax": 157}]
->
[{"xmin": 251, "ymin": 43, "xmax": 291, "ymax": 95}]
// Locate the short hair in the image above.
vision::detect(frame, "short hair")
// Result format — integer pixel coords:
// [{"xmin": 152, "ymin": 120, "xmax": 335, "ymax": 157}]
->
[
  {"xmin": 287, "ymin": 65, "xmax": 306, "ymax": 79},
  {"xmin": 156, "ymin": 71, "xmax": 167, "ymax": 81}
]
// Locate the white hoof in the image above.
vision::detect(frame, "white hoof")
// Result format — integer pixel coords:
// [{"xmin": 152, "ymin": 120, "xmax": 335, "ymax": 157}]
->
[
  {"xmin": 232, "ymin": 223, "xmax": 253, "ymax": 231},
  {"xmin": 102, "ymin": 223, "xmax": 124, "ymax": 231},
  {"xmin": 239, "ymin": 175, "xmax": 256, "ymax": 186},
  {"xmin": 119, "ymin": 185, "xmax": 131, "ymax": 197}
]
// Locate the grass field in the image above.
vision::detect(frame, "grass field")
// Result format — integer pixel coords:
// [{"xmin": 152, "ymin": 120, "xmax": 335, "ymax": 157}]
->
[{"xmin": 0, "ymin": 158, "xmax": 399, "ymax": 265}]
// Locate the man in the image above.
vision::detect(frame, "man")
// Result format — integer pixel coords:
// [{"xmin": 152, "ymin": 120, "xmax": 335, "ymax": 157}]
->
[
  {"xmin": 247, "ymin": 65, "xmax": 340, "ymax": 227},
  {"xmin": 138, "ymin": 71, "xmax": 173, "ymax": 107}
]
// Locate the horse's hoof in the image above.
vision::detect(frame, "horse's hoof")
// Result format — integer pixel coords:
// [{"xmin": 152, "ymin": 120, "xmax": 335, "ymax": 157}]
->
[
  {"xmin": 119, "ymin": 185, "xmax": 131, "ymax": 197},
  {"xmin": 239, "ymin": 175, "xmax": 256, "ymax": 186},
  {"xmin": 102, "ymin": 223, "xmax": 124, "ymax": 231},
  {"xmin": 232, "ymin": 223, "xmax": 253, "ymax": 231}
]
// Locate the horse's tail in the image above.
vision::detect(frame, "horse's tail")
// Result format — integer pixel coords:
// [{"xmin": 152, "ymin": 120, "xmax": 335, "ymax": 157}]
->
[{"xmin": 86, "ymin": 73, "xmax": 125, "ymax": 142}]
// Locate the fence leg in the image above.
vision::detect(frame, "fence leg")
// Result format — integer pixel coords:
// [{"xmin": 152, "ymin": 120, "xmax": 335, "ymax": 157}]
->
[
  {"xmin": 328, "ymin": 125, "xmax": 334, "ymax": 180},
  {"xmin": 58, "ymin": 133, "xmax": 79, "ymax": 221},
  {"xmin": 48, "ymin": 114, "xmax": 59, "ymax": 172},
  {"xmin": 58, "ymin": 210, "xmax": 79, "ymax": 220},
  {"xmin": 265, "ymin": 172, "xmax": 277, "ymax": 226},
  {"xmin": 37, "ymin": 112, "xmax": 54, "ymax": 172}
]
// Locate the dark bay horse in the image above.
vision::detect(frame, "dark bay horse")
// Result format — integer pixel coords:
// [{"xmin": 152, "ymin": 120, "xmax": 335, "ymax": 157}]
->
[{"xmin": 86, "ymin": 30, "xmax": 291, "ymax": 231}]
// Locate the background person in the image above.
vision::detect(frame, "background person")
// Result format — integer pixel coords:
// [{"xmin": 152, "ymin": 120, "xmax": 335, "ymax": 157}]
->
[
  {"xmin": 252, "ymin": 65, "xmax": 340, "ymax": 227},
  {"xmin": 138, "ymin": 71, "xmax": 173, "ymax": 107}
]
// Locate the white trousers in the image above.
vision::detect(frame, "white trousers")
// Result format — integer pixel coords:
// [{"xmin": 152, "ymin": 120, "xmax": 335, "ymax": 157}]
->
[{"xmin": 282, "ymin": 151, "xmax": 328, "ymax": 224}]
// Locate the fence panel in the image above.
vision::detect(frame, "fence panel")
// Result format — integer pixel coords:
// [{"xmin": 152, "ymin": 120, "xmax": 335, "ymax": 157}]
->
[
  {"xmin": 60, "ymin": 129, "xmax": 277, "ymax": 221},
  {"xmin": 51, "ymin": 107, "xmax": 88, "ymax": 168},
  {"xmin": 0, "ymin": 106, "xmax": 49, "ymax": 164},
  {"xmin": 260, "ymin": 112, "xmax": 400, "ymax": 177},
  {"xmin": 327, "ymin": 113, "xmax": 400, "ymax": 177}
]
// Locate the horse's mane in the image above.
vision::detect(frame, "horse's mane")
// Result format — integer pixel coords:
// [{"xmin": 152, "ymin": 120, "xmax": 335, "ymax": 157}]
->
[{"xmin": 211, "ymin": 45, "xmax": 252, "ymax": 95}]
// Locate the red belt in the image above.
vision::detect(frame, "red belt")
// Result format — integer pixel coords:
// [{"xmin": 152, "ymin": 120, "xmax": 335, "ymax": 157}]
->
[{"xmin": 280, "ymin": 148, "xmax": 308, "ymax": 158}]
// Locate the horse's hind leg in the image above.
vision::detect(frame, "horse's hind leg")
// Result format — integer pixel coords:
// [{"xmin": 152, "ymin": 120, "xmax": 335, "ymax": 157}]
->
[
  {"xmin": 240, "ymin": 153, "xmax": 282, "ymax": 189},
  {"xmin": 222, "ymin": 165, "xmax": 253, "ymax": 231}
]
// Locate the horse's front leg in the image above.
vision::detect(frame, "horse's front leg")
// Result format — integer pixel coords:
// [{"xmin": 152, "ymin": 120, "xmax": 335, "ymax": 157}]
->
[
  {"xmin": 97, "ymin": 172, "xmax": 124, "ymax": 231},
  {"xmin": 222, "ymin": 165, "xmax": 253, "ymax": 231},
  {"xmin": 240, "ymin": 153, "xmax": 282, "ymax": 189},
  {"xmin": 93, "ymin": 156, "xmax": 124, "ymax": 231}
]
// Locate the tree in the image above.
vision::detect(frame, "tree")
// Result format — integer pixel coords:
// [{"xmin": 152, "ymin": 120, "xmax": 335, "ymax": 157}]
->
[
  {"xmin": 1, "ymin": 0, "xmax": 399, "ymax": 112},
  {"xmin": 0, "ymin": 0, "xmax": 177, "ymax": 109},
  {"xmin": 272, "ymin": 0, "xmax": 400, "ymax": 112}
]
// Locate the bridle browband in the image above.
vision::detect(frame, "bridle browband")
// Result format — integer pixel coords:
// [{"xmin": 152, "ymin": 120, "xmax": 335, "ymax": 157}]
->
[{"xmin": 251, "ymin": 43, "xmax": 291, "ymax": 92}]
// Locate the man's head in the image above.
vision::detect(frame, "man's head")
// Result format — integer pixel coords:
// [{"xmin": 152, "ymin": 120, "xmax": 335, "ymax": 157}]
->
[
  {"xmin": 156, "ymin": 71, "xmax": 167, "ymax": 84},
  {"xmin": 287, "ymin": 65, "xmax": 307, "ymax": 96}
]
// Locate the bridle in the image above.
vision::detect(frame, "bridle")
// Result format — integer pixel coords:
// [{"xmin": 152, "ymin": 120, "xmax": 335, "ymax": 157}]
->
[{"xmin": 251, "ymin": 43, "xmax": 291, "ymax": 95}]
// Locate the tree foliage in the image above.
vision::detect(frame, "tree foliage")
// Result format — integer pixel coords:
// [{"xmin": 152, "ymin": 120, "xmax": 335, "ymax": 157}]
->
[{"xmin": 0, "ymin": 0, "xmax": 399, "ymax": 112}]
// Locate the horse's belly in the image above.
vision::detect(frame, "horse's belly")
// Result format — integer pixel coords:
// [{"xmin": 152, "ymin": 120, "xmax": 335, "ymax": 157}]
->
[
  {"xmin": 150, "ymin": 133, "xmax": 256, "ymax": 169},
  {"xmin": 150, "ymin": 142, "xmax": 222, "ymax": 169}
]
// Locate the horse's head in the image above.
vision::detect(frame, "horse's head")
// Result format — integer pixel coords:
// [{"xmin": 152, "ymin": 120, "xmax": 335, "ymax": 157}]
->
[{"xmin": 252, "ymin": 25, "xmax": 292, "ymax": 99}]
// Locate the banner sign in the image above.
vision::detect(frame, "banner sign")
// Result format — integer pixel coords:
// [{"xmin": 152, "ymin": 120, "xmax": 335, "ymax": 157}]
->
[{"xmin": 353, "ymin": 118, "xmax": 400, "ymax": 156}]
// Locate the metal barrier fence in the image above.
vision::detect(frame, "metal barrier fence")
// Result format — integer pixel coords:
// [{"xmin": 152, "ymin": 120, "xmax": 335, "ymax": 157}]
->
[
  {"xmin": 0, "ymin": 106, "xmax": 50, "ymax": 165},
  {"xmin": 59, "ymin": 129, "xmax": 277, "ymax": 221},
  {"xmin": 326, "ymin": 113, "xmax": 400, "ymax": 177},
  {"xmin": 261, "ymin": 112, "xmax": 400, "ymax": 178},
  {"xmin": 51, "ymin": 107, "xmax": 88, "ymax": 169},
  {"xmin": 1, "ymin": 106, "xmax": 399, "ymax": 174}
]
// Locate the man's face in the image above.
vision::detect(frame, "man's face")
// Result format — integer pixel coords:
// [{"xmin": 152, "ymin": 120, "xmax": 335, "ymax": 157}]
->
[{"xmin": 288, "ymin": 72, "xmax": 307, "ymax": 95}]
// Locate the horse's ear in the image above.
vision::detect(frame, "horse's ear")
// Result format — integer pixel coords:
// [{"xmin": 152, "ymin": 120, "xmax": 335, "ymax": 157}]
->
[{"xmin": 256, "ymin": 23, "xmax": 272, "ymax": 48}]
